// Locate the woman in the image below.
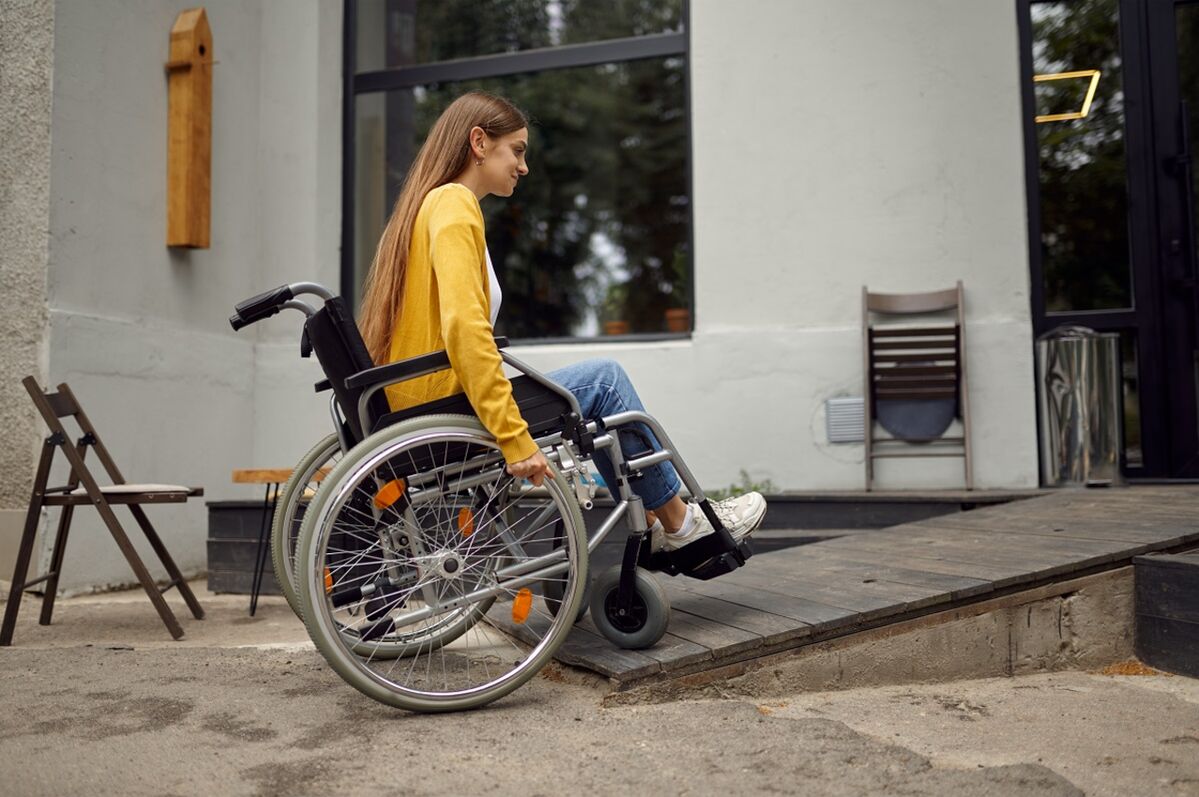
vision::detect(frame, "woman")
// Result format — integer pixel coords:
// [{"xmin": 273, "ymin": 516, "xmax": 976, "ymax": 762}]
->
[{"xmin": 358, "ymin": 91, "xmax": 765, "ymax": 550}]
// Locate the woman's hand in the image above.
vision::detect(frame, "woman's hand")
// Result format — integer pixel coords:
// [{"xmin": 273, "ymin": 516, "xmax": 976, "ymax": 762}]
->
[{"xmin": 507, "ymin": 450, "xmax": 550, "ymax": 487}]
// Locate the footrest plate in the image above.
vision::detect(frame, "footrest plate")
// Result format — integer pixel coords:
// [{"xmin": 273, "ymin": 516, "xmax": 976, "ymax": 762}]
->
[{"xmin": 645, "ymin": 535, "xmax": 754, "ymax": 579}]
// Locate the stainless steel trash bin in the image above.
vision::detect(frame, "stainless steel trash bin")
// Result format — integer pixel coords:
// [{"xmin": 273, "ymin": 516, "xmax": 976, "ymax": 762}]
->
[{"xmin": 1036, "ymin": 326, "xmax": 1123, "ymax": 487}]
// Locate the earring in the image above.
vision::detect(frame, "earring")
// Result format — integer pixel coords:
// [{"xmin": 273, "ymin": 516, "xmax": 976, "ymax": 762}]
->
[{"xmin": 476, "ymin": 158, "xmax": 484, "ymax": 166}]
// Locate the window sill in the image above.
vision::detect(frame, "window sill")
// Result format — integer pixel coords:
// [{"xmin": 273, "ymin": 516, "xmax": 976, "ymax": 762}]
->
[{"xmin": 508, "ymin": 332, "xmax": 692, "ymax": 346}]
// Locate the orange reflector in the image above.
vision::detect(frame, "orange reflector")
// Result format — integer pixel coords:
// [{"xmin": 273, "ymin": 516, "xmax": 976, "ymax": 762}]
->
[
  {"xmin": 511, "ymin": 588, "xmax": 533, "ymax": 625},
  {"xmin": 373, "ymin": 479, "xmax": 406, "ymax": 510},
  {"xmin": 324, "ymin": 568, "xmax": 333, "ymax": 594},
  {"xmin": 457, "ymin": 507, "xmax": 475, "ymax": 537}
]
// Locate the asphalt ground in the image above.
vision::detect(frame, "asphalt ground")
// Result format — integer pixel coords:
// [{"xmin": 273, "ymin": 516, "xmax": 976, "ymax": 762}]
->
[{"xmin": 0, "ymin": 583, "xmax": 1196, "ymax": 796}]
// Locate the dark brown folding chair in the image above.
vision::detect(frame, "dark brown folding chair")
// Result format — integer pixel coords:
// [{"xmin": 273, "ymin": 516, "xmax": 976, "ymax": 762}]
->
[
  {"xmin": 1, "ymin": 378, "xmax": 205, "ymax": 645},
  {"xmin": 861, "ymin": 281, "xmax": 973, "ymax": 491}
]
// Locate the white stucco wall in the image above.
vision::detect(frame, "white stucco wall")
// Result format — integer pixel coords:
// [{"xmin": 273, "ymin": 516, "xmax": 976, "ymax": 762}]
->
[
  {"xmin": 0, "ymin": 0, "xmax": 54, "ymax": 576},
  {"xmin": 22, "ymin": 0, "xmax": 1035, "ymax": 594},
  {"xmin": 682, "ymin": 0, "xmax": 1038, "ymax": 490},
  {"xmin": 496, "ymin": 0, "xmax": 1036, "ymax": 493},
  {"xmin": 256, "ymin": 0, "xmax": 1038, "ymax": 498},
  {"xmin": 40, "ymin": 0, "xmax": 342, "ymax": 593}
]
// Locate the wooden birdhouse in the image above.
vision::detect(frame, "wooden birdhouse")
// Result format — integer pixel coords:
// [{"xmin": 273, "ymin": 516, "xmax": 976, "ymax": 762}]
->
[{"xmin": 165, "ymin": 8, "xmax": 212, "ymax": 248}]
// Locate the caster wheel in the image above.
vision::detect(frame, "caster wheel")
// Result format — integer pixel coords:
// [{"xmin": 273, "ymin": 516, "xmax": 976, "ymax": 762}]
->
[{"xmin": 589, "ymin": 564, "xmax": 669, "ymax": 650}]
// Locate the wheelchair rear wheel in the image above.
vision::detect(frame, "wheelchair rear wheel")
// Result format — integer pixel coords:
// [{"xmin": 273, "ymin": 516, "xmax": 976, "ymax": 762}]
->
[
  {"xmin": 271, "ymin": 433, "xmax": 342, "ymax": 618},
  {"xmin": 296, "ymin": 414, "xmax": 588, "ymax": 712},
  {"xmin": 540, "ymin": 519, "xmax": 591, "ymax": 624}
]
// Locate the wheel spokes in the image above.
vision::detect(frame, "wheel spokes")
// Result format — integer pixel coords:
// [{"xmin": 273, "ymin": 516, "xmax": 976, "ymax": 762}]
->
[{"xmin": 307, "ymin": 426, "xmax": 585, "ymax": 701}]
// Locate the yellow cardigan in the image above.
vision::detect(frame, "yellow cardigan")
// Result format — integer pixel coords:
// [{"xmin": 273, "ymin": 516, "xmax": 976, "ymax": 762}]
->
[{"xmin": 384, "ymin": 182, "xmax": 539, "ymax": 464}]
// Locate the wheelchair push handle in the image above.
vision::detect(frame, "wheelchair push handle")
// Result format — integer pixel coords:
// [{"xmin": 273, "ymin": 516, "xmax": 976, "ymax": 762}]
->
[
  {"xmin": 229, "ymin": 284, "xmax": 293, "ymax": 330},
  {"xmin": 229, "ymin": 281, "xmax": 336, "ymax": 331}
]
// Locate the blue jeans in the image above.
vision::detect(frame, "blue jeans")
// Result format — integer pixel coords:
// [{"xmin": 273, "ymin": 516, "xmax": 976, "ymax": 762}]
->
[{"xmin": 547, "ymin": 359, "xmax": 681, "ymax": 511}]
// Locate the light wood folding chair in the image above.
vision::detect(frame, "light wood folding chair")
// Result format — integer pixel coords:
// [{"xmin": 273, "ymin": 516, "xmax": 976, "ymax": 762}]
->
[
  {"xmin": 862, "ymin": 281, "xmax": 973, "ymax": 491},
  {"xmin": 1, "ymin": 377, "xmax": 205, "ymax": 645}
]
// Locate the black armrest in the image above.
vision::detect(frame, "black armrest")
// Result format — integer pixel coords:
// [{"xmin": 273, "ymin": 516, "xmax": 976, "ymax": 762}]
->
[
  {"xmin": 344, "ymin": 336, "xmax": 511, "ymax": 391},
  {"xmin": 345, "ymin": 350, "xmax": 450, "ymax": 390}
]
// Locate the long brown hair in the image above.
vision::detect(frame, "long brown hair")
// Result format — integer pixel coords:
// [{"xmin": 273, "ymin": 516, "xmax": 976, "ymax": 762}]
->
[{"xmin": 358, "ymin": 91, "xmax": 528, "ymax": 364}]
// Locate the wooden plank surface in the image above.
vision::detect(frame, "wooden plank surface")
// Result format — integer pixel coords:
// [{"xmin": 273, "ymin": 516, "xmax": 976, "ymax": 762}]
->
[
  {"xmin": 786, "ymin": 547, "xmax": 994, "ymax": 600},
  {"xmin": 919, "ymin": 508, "xmax": 1198, "ymax": 545},
  {"xmin": 555, "ymin": 625, "xmax": 662, "ymax": 680},
  {"xmin": 719, "ymin": 564, "xmax": 943, "ymax": 620},
  {"xmin": 575, "ymin": 614, "xmax": 712, "ymax": 672},
  {"xmin": 829, "ymin": 528, "xmax": 1133, "ymax": 566},
  {"xmin": 1135, "ymin": 557, "xmax": 1199, "ymax": 624},
  {"xmin": 823, "ymin": 535, "xmax": 1131, "ymax": 589},
  {"xmin": 666, "ymin": 576, "xmax": 848, "ymax": 630},
  {"xmin": 733, "ymin": 554, "xmax": 947, "ymax": 605},
  {"xmin": 551, "ymin": 486, "xmax": 1199, "ymax": 685},
  {"xmin": 660, "ymin": 609, "xmax": 764, "ymax": 660},
  {"xmin": 794, "ymin": 543, "xmax": 1022, "ymax": 584},
  {"xmin": 658, "ymin": 581, "xmax": 805, "ymax": 648}
]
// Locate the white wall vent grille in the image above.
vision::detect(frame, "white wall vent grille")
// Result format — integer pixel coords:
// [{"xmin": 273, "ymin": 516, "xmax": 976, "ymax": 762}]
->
[{"xmin": 826, "ymin": 397, "xmax": 865, "ymax": 443}]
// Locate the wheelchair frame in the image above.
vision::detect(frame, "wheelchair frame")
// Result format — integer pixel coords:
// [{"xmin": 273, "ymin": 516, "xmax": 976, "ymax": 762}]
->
[{"xmin": 231, "ymin": 281, "xmax": 754, "ymax": 708}]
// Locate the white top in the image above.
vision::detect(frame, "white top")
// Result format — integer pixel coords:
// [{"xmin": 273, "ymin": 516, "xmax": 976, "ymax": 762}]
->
[{"xmin": 485, "ymin": 247, "xmax": 502, "ymax": 327}]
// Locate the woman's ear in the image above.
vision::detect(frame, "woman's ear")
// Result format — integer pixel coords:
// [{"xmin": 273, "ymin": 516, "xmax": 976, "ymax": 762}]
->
[{"xmin": 469, "ymin": 126, "xmax": 487, "ymax": 159}]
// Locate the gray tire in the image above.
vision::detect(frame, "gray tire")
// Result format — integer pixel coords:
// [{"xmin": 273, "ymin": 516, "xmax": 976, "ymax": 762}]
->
[
  {"xmin": 296, "ymin": 414, "xmax": 588, "ymax": 712},
  {"xmin": 271, "ymin": 433, "xmax": 341, "ymax": 618},
  {"xmin": 589, "ymin": 564, "xmax": 669, "ymax": 650}
]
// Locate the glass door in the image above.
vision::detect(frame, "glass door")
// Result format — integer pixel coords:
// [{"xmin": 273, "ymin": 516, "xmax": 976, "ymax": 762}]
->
[
  {"xmin": 1020, "ymin": 0, "xmax": 1199, "ymax": 479},
  {"xmin": 1022, "ymin": 0, "xmax": 1152, "ymax": 473}
]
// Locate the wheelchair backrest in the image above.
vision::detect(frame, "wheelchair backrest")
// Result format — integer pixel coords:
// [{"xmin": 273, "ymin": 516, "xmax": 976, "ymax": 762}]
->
[{"xmin": 303, "ymin": 296, "xmax": 390, "ymax": 444}]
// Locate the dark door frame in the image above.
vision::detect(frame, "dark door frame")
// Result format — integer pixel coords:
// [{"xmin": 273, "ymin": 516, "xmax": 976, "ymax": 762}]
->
[
  {"xmin": 1016, "ymin": 0, "xmax": 1196, "ymax": 479},
  {"xmin": 1146, "ymin": 0, "xmax": 1199, "ymax": 476}
]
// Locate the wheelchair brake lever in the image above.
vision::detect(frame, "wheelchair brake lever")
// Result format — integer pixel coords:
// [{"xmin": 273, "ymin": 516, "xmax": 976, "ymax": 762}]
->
[{"xmin": 555, "ymin": 444, "xmax": 595, "ymax": 510}]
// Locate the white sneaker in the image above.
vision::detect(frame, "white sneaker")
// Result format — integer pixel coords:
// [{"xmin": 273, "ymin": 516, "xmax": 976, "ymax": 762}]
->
[
  {"xmin": 711, "ymin": 491, "xmax": 767, "ymax": 538},
  {"xmin": 658, "ymin": 492, "xmax": 766, "ymax": 552}
]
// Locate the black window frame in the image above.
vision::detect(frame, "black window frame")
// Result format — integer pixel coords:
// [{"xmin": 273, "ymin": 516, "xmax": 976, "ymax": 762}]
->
[{"xmin": 340, "ymin": 0, "xmax": 694, "ymax": 344}]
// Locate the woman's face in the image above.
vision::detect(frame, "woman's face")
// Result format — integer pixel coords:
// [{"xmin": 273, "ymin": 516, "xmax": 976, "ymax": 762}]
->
[{"xmin": 479, "ymin": 128, "xmax": 529, "ymax": 197}]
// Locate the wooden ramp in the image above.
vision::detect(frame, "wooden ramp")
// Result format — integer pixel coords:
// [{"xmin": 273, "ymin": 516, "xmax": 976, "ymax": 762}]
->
[{"xmin": 546, "ymin": 485, "xmax": 1199, "ymax": 689}]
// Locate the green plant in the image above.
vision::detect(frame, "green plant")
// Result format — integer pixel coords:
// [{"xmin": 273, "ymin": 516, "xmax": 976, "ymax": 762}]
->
[
  {"xmin": 705, "ymin": 469, "xmax": 778, "ymax": 501},
  {"xmin": 600, "ymin": 281, "xmax": 629, "ymax": 323},
  {"xmin": 668, "ymin": 249, "xmax": 689, "ymax": 307}
]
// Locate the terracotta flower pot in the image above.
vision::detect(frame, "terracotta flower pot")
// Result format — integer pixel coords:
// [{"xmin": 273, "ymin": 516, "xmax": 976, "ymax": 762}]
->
[
  {"xmin": 664, "ymin": 308, "xmax": 690, "ymax": 333},
  {"xmin": 603, "ymin": 320, "xmax": 630, "ymax": 336}
]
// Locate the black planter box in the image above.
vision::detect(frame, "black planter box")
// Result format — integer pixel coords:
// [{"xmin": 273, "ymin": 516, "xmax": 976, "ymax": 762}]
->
[
  {"xmin": 206, "ymin": 500, "xmax": 281, "ymax": 596},
  {"xmin": 1134, "ymin": 550, "xmax": 1199, "ymax": 678}
]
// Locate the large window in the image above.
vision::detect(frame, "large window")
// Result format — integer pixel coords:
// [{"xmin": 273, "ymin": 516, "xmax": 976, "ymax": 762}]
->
[{"xmin": 345, "ymin": 0, "xmax": 690, "ymax": 341}]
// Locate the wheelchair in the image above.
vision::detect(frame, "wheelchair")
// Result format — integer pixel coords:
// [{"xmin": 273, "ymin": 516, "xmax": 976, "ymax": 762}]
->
[{"xmin": 231, "ymin": 282, "xmax": 754, "ymax": 712}]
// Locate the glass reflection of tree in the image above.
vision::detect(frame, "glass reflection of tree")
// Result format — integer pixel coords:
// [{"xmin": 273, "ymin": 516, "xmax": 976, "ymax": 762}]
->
[
  {"xmin": 394, "ymin": 0, "xmax": 687, "ymax": 338},
  {"xmin": 1033, "ymin": 0, "xmax": 1132, "ymax": 312},
  {"xmin": 414, "ymin": 0, "xmax": 554, "ymax": 63}
]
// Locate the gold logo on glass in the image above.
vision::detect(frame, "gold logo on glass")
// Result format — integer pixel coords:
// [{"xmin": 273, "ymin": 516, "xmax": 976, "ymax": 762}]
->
[{"xmin": 1033, "ymin": 70, "xmax": 1102, "ymax": 123}]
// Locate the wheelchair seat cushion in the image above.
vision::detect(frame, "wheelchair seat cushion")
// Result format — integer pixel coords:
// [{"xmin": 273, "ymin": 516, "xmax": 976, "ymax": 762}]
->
[{"xmin": 372, "ymin": 375, "xmax": 573, "ymax": 439}]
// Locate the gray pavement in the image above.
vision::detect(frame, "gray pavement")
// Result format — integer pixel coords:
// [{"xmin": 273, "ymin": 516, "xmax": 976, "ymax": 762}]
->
[{"xmin": 0, "ymin": 583, "xmax": 1196, "ymax": 796}]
